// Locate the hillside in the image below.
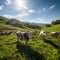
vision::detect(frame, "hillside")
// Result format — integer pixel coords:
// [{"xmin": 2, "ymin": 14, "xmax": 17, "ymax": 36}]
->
[
  {"xmin": 0, "ymin": 16, "xmax": 9, "ymax": 24},
  {"xmin": 41, "ymin": 24, "xmax": 60, "ymax": 60},
  {"xmin": 0, "ymin": 24, "xmax": 17, "ymax": 30},
  {"xmin": 0, "ymin": 16, "xmax": 43, "ymax": 29},
  {"xmin": 42, "ymin": 24, "xmax": 60, "ymax": 32},
  {"xmin": 41, "ymin": 24, "xmax": 60, "ymax": 45}
]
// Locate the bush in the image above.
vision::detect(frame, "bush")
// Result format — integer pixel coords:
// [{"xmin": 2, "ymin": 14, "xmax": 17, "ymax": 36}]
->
[{"xmin": 45, "ymin": 24, "xmax": 51, "ymax": 27}]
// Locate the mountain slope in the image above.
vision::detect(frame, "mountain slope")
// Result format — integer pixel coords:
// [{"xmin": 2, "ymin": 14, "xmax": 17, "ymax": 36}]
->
[
  {"xmin": 42, "ymin": 24, "xmax": 60, "ymax": 32},
  {"xmin": 0, "ymin": 23, "xmax": 17, "ymax": 30},
  {"xmin": 0, "ymin": 16, "xmax": 9, "ymax": 24},
  {"xmin": 0, "ymin": 16, "xmax": 43, "ymax": 29}
]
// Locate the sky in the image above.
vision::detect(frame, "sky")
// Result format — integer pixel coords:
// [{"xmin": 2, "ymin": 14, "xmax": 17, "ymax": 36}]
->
[{"xmin": 0, "ymin": 0, "xmax": 60, "ymax": 24}]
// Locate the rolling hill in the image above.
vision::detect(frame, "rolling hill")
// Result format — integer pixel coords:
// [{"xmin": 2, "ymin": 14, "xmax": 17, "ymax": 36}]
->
[
  {"xmin": 42, "ymin": 24, "xmax": 60, "ymax": 32},
  {"xmin": 0, "ymin": 16, "xmax": 44, "ymax": 29}
]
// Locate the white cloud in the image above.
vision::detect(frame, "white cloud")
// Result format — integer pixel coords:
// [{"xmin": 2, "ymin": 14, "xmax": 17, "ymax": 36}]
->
[
  {"xmin": 37, "ymin": 5, "xmax": 56, "ymax": 13},
  {"xmin": 3, "ymin": 14, "xmax": 14, "ymax": 18},
  {"xmin": 37, "ymin": 8, "xmax": 47, "ymax": 13},
  {"xmin": 28, "ymin": 10, "xmax": 35, "ymax": 13},
  {"xmin": 50, "ymin": 5, "xmax": 56, "ymax": 9},
  {"xmin": 0, "ymin": 5, "xmax": 4, "ymax": 10},
  {"xmin": 42, "ymin": 8, "xmax": 46, "ymax": 11},
  {"xmin": 17, "ymin": 11, "xmax": 29, "ymax": 17},
  {"xmin": 18, "ymin": 9, "xmax": 36, "ymax": 17},
  {"xmin": 3, "ymin": 12, "xmax": 28, "ymax": 18},
  {"xmin": 30, "ymin": 18, "xmax": 49, "ymax": 23},
  {"xmin": 3, "ymin": 9, "xmax": 36, "ymax": 19},
  {"xmin": 31, "ymin": 18, "xmax": 44, "ymax": 23},
  {"xmin": 5, "ymin": 0, "xmax": 11, "ymax": 5},
  {"xmin": 3, "ymin": 12, "xmax": 29, "ymax": 19}
]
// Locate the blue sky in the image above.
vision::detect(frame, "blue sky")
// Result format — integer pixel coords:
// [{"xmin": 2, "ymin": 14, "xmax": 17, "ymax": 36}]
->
[{"xmin": 0, "ymin": 0, "xmax": 60, "ymax": 24}]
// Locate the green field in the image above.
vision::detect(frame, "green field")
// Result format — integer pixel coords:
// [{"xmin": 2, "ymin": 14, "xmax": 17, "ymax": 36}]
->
[
  {"xmin": 0, "ymin": 24, "xmax": 60, "ymax": 60},
  {"xmin": 42, "ymin": 24, "xmax": 60, "ymax": 32}
]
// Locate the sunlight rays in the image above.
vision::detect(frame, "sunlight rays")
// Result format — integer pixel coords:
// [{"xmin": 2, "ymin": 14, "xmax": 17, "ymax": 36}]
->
[{"xmin": 15, "ymin": 0, "xmax": 28, "ymax": 10}]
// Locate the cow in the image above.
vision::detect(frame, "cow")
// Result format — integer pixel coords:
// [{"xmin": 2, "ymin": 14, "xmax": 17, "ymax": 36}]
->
[
  {"xmin": 40, "ymin": 30, "xmax": 49, "ymax": 40},
  {"xmin": 51, "ymin": 32, "xmax": 60, "ymax": 38},
  {"xmin": 0, "ymin": 31, "xmax": 12, "ymax": 35},
  {"xmin": 0, "ymin": 32, "xmax": 7, "ymax": 35},
  {"xmin": 16, "ymin": 31, "xmax": 33, "ymax": 44},
  {"xmin": 6, "ymin": 31, "xmax": 12, "ymax": 35}
]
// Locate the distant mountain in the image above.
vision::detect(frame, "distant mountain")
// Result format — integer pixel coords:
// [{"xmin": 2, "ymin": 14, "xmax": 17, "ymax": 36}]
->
[
  {"xmin": 32, "ymin": 23, "xmax": 45, "ymax": 27},
  {"xmin": 0, "ymin": 16, "xmax": 45, "ymax": 29}
]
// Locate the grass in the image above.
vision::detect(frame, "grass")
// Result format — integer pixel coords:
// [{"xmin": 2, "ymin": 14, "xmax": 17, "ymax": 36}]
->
[
  {"xmin": 0, "ymin": 24, "xmax": 17, "ymax": 30},
  {"xmin": 42, "ymin": 24, "xmax": 60, "ymax": 32},
  {"xmin": 0, "ymin": 24, "xmax": 60, "ymax": 60}
]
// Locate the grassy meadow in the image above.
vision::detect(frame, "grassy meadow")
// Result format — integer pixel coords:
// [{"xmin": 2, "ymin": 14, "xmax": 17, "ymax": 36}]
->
[{"xmin": 0, "ymin": 23, "xmax": 60, "ymax": 60}]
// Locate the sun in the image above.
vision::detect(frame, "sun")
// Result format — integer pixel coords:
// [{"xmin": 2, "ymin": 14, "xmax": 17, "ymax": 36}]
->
[{"xmin": 15, "ymin": 0, "xmax": 27, "ymax": 10}]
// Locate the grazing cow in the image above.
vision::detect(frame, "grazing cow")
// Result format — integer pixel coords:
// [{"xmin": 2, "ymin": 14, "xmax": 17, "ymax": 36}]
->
[
  {"xmin": 40, "ymin": 31, "xmax": 49, "ymax": 40},
  {"xmin": 16, "ymin": 31, "xmax": 33, "ymax": 44},
  {"xmin": 16, "ymin": 31, "xmax": 25, "ymax": 40},
  {"xmin": 51, "ymin": 32, "xmax": 60, "ymax": 38},
  {"xmin": 6, "ymin": 31, "xmax": 12, "ymax": 35},
  {"xmin": 0, "ymin": 31, "xmax": 12, "ymax": 35}
]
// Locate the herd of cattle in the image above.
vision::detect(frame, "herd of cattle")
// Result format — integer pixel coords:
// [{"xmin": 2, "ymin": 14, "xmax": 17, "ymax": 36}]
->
[
  {"xmin": 0, "ymin": 30, "xmax": 60, "ymax": 44},
  {"xmin": 40, "ymin": 31, "xmax": 60, "ymax": 40},
  {"xmin": 0, "ymin": 31, "xmax": 12, "ymax": 35}
]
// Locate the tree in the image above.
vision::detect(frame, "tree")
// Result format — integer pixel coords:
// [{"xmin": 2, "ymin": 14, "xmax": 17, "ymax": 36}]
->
[{"xmin": 52, "ymin": 20, "xmax": 60, "ymax": 25}]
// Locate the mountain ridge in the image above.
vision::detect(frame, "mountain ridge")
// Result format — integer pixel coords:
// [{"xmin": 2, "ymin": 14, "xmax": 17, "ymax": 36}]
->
[{"xmin": 0, "ymin": 16, "xmax": 45, "ymax": 29}]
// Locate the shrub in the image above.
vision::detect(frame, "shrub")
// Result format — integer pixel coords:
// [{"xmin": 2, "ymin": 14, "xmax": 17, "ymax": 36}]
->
[{"xmin": 45, "ymin": 24, "xmax": 51, "ymax": 27}]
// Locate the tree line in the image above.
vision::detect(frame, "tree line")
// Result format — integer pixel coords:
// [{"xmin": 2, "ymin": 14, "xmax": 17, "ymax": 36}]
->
[{"xmin": 45, "ymin": 20, "xmax": 60, "ymax": 27}]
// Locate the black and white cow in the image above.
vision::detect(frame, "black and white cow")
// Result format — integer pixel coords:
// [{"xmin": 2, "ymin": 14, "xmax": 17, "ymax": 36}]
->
[
  {"xmin": 16, "ymin": 31, "xmax": 33, "ymax": 44},
  {"xmin": 51, "ymin": 32, "xmax": 60, "ymax": 38}
]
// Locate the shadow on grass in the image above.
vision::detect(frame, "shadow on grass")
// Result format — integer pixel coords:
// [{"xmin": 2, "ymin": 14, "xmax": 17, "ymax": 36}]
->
[
  {"xmin": 44, "ymin": 39, "xmax": 60, "ymax": 49},
  {"xmin": 16, "ymin": 41, "xmax": 45, "ymax": 60}
]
